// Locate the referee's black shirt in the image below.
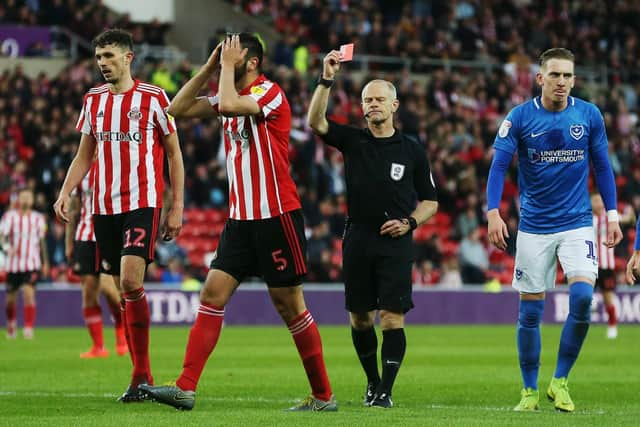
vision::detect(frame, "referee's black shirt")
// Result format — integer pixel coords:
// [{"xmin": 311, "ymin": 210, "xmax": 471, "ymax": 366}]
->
[{"xmin": 320, "ymin": 120, "xmax": 437, "ymax": 228}]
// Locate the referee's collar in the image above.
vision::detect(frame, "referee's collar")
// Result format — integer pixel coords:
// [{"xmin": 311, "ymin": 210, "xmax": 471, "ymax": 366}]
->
[{"xmin": 364, "ymin": 127, "xmax": 402, "ymax": 142}]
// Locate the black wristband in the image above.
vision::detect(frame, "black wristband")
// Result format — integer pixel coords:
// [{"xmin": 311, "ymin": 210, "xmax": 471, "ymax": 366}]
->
[
  {"xmin": 317, "ymin": 75, "xmax": 334, "ymax": 88},
  {"xmin": 407, "ymin": 216, "xmax": 418, "ymax": 230}
]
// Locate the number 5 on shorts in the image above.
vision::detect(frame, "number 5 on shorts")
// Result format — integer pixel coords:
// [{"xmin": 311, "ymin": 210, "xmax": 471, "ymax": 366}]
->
[{"xmin": 271, "ymin": 249, "xmax": 288, "ymax": 271}]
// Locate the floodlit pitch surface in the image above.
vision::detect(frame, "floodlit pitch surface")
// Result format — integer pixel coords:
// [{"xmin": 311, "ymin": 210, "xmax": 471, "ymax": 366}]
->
[{"xmin": 1, "ymin": 325, "xmax": 638, "ymax": 426}]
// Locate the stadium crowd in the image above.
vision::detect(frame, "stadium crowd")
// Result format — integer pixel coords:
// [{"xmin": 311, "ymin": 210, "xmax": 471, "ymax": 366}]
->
[{"xmin": 1, "ymin": 0, "xmax": 640, "ymax": 285}]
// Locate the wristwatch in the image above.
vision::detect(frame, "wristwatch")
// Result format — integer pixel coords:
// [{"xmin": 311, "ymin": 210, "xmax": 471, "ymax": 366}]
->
[
  {"xmin": 404, "ymin": 217, "xmax": 418, "ymax": 230},
  {"xmin": 317, "ymin": 75, "xmax": 334, "ymax": 88}
]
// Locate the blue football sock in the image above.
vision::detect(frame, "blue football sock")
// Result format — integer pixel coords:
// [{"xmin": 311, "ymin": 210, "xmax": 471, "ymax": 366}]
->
[
  {"xmin": 555, "ymin": 281, "xmax": 593, "ymax": 379},
  {"xmin": 517, "ymin": 299, "xmax": 544, "ymax": 390}
]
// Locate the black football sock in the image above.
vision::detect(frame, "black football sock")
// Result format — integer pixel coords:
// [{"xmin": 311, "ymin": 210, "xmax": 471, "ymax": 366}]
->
[
  {"xmin": 378, "ymin": 328, "xmax": 406, "ymax": 396},
  {"xmin": 351, "ymin": 326, "xmax": 380, "ymax": 386}
]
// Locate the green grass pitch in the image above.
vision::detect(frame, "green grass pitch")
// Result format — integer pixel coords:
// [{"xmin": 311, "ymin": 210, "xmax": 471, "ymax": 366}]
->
[{"xmin": 1, "ymin": 325, "xmax": 639, "ymax": 426}]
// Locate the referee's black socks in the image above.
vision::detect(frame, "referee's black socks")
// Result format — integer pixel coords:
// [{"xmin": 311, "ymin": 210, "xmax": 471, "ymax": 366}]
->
[
  {"xmin": 351, "ymin": 327, "xmax": 380, "ymax": 386},
  {"xmin": 379, "ymin": 328, "xmax": 406, "ymax": 396}
]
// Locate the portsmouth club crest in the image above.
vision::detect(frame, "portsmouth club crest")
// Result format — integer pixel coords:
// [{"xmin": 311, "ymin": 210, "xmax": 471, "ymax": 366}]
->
[
  {"xmin": 569, "ymin": 124, "xmax": 584, "ymax": 140},
  {"xmin": 390, "ymin": 163, "xmax": 405, "ymax": 181}
]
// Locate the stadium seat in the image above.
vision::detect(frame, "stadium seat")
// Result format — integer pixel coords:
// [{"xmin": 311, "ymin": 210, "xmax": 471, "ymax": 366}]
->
[{"xmin": 441, "ymin": 240, "xmax": 460, "ymax": 256}]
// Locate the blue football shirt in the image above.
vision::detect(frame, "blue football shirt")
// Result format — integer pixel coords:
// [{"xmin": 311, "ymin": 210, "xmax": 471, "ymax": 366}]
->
[{"xmin": 493, "ymin": 96, "xmax": 608, "ymax": 234}]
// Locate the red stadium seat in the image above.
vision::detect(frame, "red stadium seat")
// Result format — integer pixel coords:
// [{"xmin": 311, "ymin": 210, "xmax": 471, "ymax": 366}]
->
[
  {"xmin": 433, "ymin": 212, "xmax": 452, "ymax": 227},
  {"xmin": 441, "ymin": 240, "xmax": 460, "ymax": 256}
]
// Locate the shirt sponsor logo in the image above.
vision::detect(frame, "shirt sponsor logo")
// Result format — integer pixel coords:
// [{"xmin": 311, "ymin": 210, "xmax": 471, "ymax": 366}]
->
[
  {"xmin": 527, "ymin": 148, "xmax": 584, "ymax": 163},
  {"xmin": 569, "ymin": 124, "xmax": 584, "ymax": 140},
  {"xmin": 498, "ymin": 119, "xmax": 512, "ymax": 138},
  {"xmin": 390, "ymin": 163, "xmax": 405, "ymax": 181},
  {"xmin": 95, "ymin": 131, "xmax": 143, "ymax": 143},
  {"xmin": 224, "ymin": 128, "xmax": 251, "ymax": 143}
]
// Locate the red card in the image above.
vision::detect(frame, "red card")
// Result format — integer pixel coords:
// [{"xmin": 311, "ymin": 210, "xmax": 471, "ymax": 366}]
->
[{"xmin": 339, "ymin": 43, "xmax": 354, "ymax": 62}]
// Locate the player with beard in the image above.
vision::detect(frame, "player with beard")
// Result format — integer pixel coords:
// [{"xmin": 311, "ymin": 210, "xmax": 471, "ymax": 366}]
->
[{"xmin": 140, "ymin": 33, "xmax": 336, "ymax": 412}]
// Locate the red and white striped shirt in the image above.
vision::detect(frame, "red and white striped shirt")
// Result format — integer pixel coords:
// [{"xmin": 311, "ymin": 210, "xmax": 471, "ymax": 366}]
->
[
  {"xmin": 593, "ymin": 212, "xmax": 614, "ymax": 269},
  {"xmin": 208, "ymin": 74, "xmax": 301, "ymax": 220},
  {"xmin": 0, "ymin": 209, "xmax": 47, "ymax": 272},
  {"xmin": 76, "ymin": 80, "xmax": 176, "ymax": 215},
  {"xmin": 73, "ymin": 168, "xmax": 96, "ymax": 242}
]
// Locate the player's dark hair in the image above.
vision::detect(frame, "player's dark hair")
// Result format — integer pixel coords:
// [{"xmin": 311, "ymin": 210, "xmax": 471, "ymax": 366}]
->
[
  {"xmin": 238, "ymin": 32, "xmax": 263, "ymax": 69},
  {"xmin": 92, "ymin": 29, "xmax": 134, "ymax": 51},
  {"xmin": 539, "ymin": 48, "xmax": 575, "ymax": 68}
]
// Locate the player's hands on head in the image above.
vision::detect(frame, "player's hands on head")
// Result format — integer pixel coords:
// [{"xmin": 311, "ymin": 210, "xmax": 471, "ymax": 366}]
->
[
  {"xmin": 53, "ymin": 195, "xmax": 70, "ymax": 223},
  {"xmin": 204, "ymin": 42, "xmax": 223, "ymax": 72},
  {"xmin": 161, "ymin": 207, "xmax": 183, "ymax": 241},
  {"xmin": 322, "ymin": 51, "xmax": 341, "ymax": 80},
  {"xmin": 625, "ymin": 250, "xmax": 640, "ymax": 285},
  {"xmin": 220, "ymin": 34, "xmax": 247, "ymax": 68},
  {"xmin": 487, "ymin": 209, "xmax": 509, "ymax": 251}
]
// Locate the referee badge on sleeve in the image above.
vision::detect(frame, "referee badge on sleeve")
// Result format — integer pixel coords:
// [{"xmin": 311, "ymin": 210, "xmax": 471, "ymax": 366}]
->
[{"xmin": 391, "ymin": 163, "xmax": 405, "ymax": 181}]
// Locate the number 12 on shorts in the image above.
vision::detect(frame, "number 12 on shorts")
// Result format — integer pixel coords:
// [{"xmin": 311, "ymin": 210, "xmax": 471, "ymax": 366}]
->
[{"xmin": 124, "ymin": 227, "xmax": 146, "ymax": 248}]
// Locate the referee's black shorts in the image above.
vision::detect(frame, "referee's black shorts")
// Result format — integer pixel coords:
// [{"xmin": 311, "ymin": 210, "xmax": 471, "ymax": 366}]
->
[{"xmin": 342, "ymin": 222, "xmax": 414, "ymax": 314}]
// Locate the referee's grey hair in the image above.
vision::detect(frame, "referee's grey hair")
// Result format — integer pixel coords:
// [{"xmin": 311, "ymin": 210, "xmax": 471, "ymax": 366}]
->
[{"xmin": 361, "ymin": 79, "xmax": 397, "ymax": 101}]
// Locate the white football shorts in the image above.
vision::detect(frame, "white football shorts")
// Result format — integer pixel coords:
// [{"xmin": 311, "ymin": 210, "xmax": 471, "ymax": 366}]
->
[{"xmin": 512, "ymin": 226, "xmax": 598, "ymax": 293}]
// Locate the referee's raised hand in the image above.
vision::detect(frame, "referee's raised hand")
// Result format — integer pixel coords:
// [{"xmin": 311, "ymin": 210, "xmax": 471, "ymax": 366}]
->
[{"xmin": 322, "ymin": 50, "xmax": 341, "ymax": 79}]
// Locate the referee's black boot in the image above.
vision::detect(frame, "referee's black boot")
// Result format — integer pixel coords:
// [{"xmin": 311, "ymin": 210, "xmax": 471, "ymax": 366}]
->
[
  {"xmin": 370, "ymin": 392, "xmax": 393, "ymax": 409},
  {"xmin": 363, "ymin": 382, "xmax": 377, "ymax": 406}
]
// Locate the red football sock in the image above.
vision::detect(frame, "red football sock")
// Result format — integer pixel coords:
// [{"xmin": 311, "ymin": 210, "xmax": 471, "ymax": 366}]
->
[
  {"xmin": 121, "ymin": 298, "xmax": 134, "ymax": 363},
  {"xmin": 123, "ymin": 288, "xmax": 151, "ymax": 385},
  {"xmin": 107, "ymin": 298, "xmax": 123, "ymax": 329},
  {"xmin": 287, "ymin": 310, "xmax": 332, "ymax": 401},
  {"xmin": 83, "ymin": 306, "xmax": 104, "ymax": 349},
  {"xmin": 23, "ymin": 304, "xmax": 36, "ymax": 329},
  {"xmin": 605, "ymin": 303, "xmax": 617, "ymax": 326},
  {"xmin": 6, "ymin": 302, "xmax": 17, "ymax": 332},
  {"xmin": 176, "ymin": 303, "xmax": 225, "ymax": 392}
]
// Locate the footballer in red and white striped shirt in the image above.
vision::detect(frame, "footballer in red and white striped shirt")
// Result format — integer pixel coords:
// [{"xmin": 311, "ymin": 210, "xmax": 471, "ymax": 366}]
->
[
  {"xmin": 138, "ymin": 33, "xmax": 334, "ymax": 409},
  {"xmin": 1, "ymin": 188, "xmax": 49, "ymax": 339},
  {"xmin": 591, "ymin": 193, "xmax": 624, "ymax": 339},
  {"xmin": 207, "ymin": 74, "xmax": 301, "ymax": 220},
  {"xmin": 75, "ymin": 79, "xmax": 175, "ymax": 215},
  {"xmin": 73, "ymin": 167, "xmax": 96, "ymax": 242},
  {"xmin": 0, "ymin": 189, "xmax": 48, "ymax": 273},
  {"xmin": 54, "ymin": 29, "xmax": 184, "ymax": 398}
]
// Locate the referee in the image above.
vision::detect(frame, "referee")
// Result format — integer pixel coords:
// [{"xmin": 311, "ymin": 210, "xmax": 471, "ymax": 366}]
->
[{"xmin": 307, "ymin": 50, "xmax": 438, "ymax": 408}]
